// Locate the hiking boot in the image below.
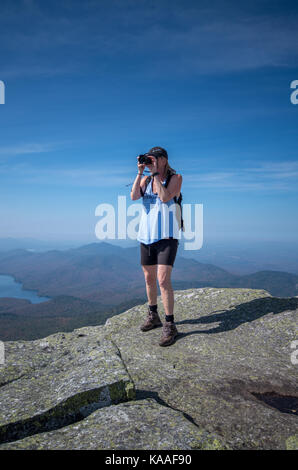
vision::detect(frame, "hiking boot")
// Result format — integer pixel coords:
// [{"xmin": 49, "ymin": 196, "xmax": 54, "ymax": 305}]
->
[
  {"xmin": 140, "ymin": 308, "xmax": 163, "ymax": 332},
  {"xmin": 159, "ymin": 321, "xmax": 178, "ymax": 346}
]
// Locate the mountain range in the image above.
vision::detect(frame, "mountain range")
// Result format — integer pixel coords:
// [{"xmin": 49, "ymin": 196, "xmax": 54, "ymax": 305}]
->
[{"xmin": 0, "ymin": 241, "xmax": 297, "ymax": 340}]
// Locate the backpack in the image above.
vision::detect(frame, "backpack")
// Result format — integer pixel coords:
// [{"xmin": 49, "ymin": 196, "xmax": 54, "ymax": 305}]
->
[{"xmin": 140, "ymin": 170, "xmax": 184, "ymax": 231}]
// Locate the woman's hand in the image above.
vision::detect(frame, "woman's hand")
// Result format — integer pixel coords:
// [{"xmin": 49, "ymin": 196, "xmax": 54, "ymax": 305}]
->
[{"xmin": 137, "ymin": 157, "xmax": 146, "ymax": 175}]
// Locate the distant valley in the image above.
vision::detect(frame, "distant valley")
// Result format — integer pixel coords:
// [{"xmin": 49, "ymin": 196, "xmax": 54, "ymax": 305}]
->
[{"xmin": 0, "ymin": 242, "xmax": 297, "ymax": 341}]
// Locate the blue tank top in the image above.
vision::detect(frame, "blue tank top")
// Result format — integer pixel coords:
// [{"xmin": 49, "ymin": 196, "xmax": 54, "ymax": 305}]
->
[{"xmin": 137, "ymin": 177, "xmax": 181, "ymax": 245}]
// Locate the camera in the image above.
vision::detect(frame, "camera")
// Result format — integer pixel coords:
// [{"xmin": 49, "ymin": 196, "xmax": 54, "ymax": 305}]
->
[{"xmin": 138, "ymin": 153, "xmax": 153, "ymax": 165}]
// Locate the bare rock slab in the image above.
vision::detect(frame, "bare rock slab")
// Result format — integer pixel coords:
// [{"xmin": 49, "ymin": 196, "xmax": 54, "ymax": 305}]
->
[
  {"xmin": 0, "ymin": 327, "xmax": 135, "ymax": 444},
  {"xmin": 104, "ymin": 287, "xmax": 298, "ymax": 450},
  {"xmin": 1, "ymin": 287, "xmax": 297, "ymax": 450},
  {"xmin": 0, "ymin": 398, "xmax": 224, "ymax": 450}
]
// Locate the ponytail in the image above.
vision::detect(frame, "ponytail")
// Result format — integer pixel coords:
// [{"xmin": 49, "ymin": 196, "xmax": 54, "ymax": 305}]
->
[{"xmin": 164, "ymin": 160, "xmax": 176, "ymax": 176}]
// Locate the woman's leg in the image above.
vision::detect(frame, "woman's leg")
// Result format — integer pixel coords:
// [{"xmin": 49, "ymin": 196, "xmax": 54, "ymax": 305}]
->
[
  {"xmin": 140, "ymin": 264, "xmax": 162, "ymax": 332},
  {"xmin": 142, "ymin": 264, "xmax": 158, "ymax": 305},
  {"xmin": 157, "ymin": 264, "xmax": 178, "ymax": 346},
  {"xmin": 157, "ymin": 265, "xmax": 174, "ymax": 316}
]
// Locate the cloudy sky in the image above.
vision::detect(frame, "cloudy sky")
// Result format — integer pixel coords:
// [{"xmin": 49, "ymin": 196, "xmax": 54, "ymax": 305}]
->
[{"xmin": 0, "ymin": 0, "xmax": 297, "ymax": 244}]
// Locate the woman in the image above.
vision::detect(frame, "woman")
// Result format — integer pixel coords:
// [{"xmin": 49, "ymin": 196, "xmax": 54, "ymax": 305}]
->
[{"xmin": 130, "ymin": 146, "xmax": 183, "ymax": 346}]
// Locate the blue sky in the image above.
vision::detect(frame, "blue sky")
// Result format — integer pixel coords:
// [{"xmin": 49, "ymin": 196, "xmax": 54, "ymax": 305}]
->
[{"xmin": 0, "ymin": 0, "xmax": 297, "ymax": 246}]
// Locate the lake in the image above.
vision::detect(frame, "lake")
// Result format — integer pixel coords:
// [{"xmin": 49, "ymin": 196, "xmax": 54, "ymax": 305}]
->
[{"xmin": 0, "ymin": 274, "xmax": 51, "ymax": 303}]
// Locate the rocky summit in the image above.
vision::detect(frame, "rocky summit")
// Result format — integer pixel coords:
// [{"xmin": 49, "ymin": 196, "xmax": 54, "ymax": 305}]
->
[{"xmin": 0, "ymin": 287, "xmax": 297, "ymax": 450}]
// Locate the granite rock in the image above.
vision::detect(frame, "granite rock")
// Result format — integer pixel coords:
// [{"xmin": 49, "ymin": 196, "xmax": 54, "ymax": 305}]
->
[{"xmin": 0, "ymin": 287, "xmax": 297, "ymax": 450}]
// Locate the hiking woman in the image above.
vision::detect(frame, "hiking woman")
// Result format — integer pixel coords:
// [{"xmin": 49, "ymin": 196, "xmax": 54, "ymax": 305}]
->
[{"xmin": 130, "ymin": 146, "xmax": 183, "ymax": 346}]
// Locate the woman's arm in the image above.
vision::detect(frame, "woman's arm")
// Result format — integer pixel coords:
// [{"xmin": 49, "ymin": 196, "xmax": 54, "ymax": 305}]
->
[
  {"xmin": 130, "ymin": 158, "xmax": 147, "ymax": 200},
  {"xmin": 130, "ymin": 174, "xmax": 147, "ymax": 200},
  {"xmin": 154, "ymin": 174, "xmax": 182, "ymax": 203}
]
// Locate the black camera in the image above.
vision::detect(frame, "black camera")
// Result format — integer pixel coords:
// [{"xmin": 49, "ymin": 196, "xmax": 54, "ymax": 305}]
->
[{"xmin": 138, "ymin": 153, "xmax": 153, "ymax": 165}]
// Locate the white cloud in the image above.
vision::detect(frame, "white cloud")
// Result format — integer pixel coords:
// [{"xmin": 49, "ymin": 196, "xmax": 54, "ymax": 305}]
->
[
  {"xmin": 0, "ymin": 142, "xmax": 56, "ymax": 157},
  {"xmin": 184, "ymin": 160, "xmax": 298, "ymax": 191},
  {"xmin": 1, "ymin": 158, "xmax": 297, "ymax": 191},
  {"xmin": 0, "ymin": 161, "xmax": 134, "ymax": 187}
]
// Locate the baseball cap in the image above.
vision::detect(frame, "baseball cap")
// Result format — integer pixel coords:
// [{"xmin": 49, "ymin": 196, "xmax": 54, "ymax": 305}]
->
[{"xmin": 147, "ymin": 147, "xmax": 168, "ymax": 159}]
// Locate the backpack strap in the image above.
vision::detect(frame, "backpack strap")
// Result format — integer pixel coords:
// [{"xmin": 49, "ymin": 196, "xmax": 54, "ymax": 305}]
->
[
  {"xmin": 164, "ymin": 169, "xmax": 174, "ymax": 188},
  {"xmin": 140, "ymin": 176, "xmax": 152, "ymax": 197},
  {"xmin": 164, "ymin": 171, "xmax": 184, "ymax": 231},
  {"xmin": 164, "ymin": 171, "xmax": 182, "ymax": 202}
]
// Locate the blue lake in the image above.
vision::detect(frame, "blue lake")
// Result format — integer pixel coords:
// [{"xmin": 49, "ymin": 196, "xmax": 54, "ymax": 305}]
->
[{"xmin": 0, "ymin": 274, "xmax": 51, "ymax": 303}]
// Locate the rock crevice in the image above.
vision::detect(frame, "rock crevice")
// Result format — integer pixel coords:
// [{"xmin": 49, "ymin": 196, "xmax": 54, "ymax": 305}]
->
[{"xmin": 0, "ymin": 330, "xmax": 136, "ymax": 445}]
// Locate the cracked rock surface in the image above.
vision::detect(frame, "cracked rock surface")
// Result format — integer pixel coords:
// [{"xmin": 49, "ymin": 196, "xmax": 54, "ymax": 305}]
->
[
  {"xmin": 0, "ymin": 398, "xmax": 223, "ymax": 450},
  {"xmin": 0, "ymin": 287, "xmax": 297, "ymax": 450},
  {"xmin": 0, "ymin": 327, "xmax": 135, "ymax": 444}
]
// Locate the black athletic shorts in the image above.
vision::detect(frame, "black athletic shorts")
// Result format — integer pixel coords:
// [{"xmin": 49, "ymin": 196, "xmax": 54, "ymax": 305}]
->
[{"xmin": 140, "ymin": 238, "xmax": 179, "ymax": 266}]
